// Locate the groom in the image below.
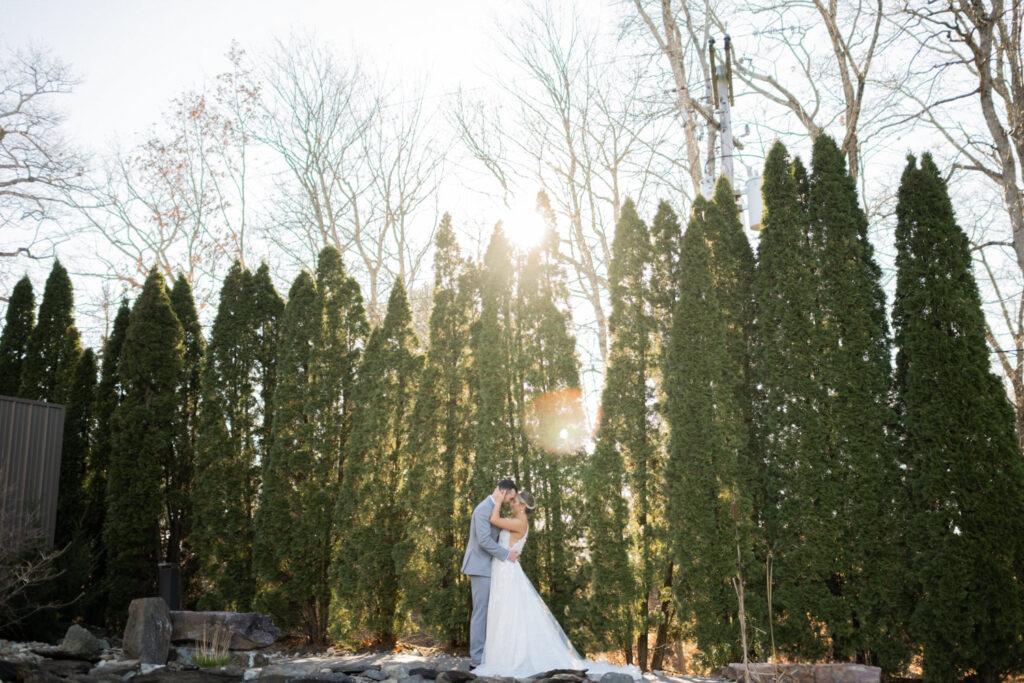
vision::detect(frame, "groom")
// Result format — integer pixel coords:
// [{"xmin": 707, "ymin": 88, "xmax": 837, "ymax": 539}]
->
[{"xmin": 462, "ymin": 479, "xmax": 520, "ymax": 667}]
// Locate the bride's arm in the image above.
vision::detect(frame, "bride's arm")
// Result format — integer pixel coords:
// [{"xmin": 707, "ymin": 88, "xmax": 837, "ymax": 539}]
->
[{"xmin": 490, "ymin": 501, "xmax": 527, "ymax": 534}]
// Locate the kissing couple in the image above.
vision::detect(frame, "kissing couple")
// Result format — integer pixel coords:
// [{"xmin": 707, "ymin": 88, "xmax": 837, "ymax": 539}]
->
[{"xmin": 461, "ymin": 479, "xmax": 640, "ymax": 680}]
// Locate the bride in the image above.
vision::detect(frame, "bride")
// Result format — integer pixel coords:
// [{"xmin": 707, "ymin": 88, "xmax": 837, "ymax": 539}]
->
[{"xmin": 472, "ymin": 490, "xmax": 641, "ymax": 680}]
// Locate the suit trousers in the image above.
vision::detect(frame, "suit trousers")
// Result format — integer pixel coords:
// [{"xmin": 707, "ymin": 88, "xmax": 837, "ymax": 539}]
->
[{"xmin": 469, "ymin": 574, "xmax": 491, "ymax": 665}]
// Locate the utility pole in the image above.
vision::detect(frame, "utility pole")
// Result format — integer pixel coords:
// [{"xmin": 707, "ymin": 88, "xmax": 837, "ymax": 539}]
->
[
  {"xmin": 702, "ymin": 36, "xmax": 736, "ymax": 195},
  {"xmin": 703, "ymin": 36, "xmax": 762, "ymax": 230}
]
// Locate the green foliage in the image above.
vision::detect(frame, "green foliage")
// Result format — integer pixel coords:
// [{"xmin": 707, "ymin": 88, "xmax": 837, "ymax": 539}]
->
[
  {"xmin": 333, "ymin": 281, "xmax": 422, "ymax": 646},
  {"xmin": 665, "ymin": 182, "xmax": 759, "ymax": 669},
  {"xmin": 471, "ymin": 226, "xmax": 518, "ymax": 501},
  {"xmin": 894, "ymin": 154, "xmax": 1024, "ymax": 682},
  {"xmin": 584, "ymin": 198, "xmax": 649, "ymax": 660},
  {"xmin": 82, "ymin": 298, "xmax": 131, "ymax": 623},
  {"xmin": 255, "ymin": 247, "xmax": 367, "ymax": 645},
  {"xmin": 168, "ymin": 276, "xmax": 204, "ymax": 598},
  {"xmin": 756, "ymin": 138, "xmax": 904, "ymax": 666},
  {"xmin": 193, "ymin": 262, "xmax": 281, "ymax": 611},
  {"xmin": 104, "ymin": 269, "xmax": 184, "ymax": 625},
  {"xmin": 57, "ymin": 348, "xmax": 98, "ymax": 547},
  {"xmin": 0, "ymin": 276, "xmax": 34, "ymax": 396},
  {"xmin": 20, "ymin": 260, "xmax": 80, "ymax": 403},
  {"xmin": 516, "ymin": 211, "xmax": 586, "ymax": 639},
  {"xmin": 401, "ymin": 215, "xmax": 477, "ymax": 646}
]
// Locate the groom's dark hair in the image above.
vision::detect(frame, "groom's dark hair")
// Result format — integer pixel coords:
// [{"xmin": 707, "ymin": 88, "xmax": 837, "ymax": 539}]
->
[{"xmin": 497, "ymin": 479, "xmax": 518, "ymax": 492}]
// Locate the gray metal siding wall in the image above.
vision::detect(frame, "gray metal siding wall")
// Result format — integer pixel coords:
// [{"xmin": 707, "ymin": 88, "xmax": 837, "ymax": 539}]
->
[{"xmin": 0, "ymin": 395, "xmax": 65, "ymax": 548}]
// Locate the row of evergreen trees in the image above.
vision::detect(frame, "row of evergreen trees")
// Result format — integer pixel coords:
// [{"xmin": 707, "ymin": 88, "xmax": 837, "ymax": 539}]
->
[{"xmin": 2, "ymin": 135, "xmax": 1022, "ymax": 681}]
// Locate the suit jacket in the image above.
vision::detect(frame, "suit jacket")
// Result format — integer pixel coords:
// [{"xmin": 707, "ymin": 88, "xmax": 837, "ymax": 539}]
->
[{"xmin": 461, "ymin": 495, "xmax": 510, "ymax": 576}]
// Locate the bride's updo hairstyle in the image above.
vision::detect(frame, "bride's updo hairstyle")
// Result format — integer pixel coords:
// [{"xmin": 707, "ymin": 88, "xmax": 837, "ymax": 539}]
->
[{"xmin": 517, "ymin": 490, "xmax": 537, "ymax": 515}]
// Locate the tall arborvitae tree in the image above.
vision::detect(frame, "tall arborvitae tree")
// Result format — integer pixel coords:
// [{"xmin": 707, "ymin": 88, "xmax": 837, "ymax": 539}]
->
[
  {"xmin": 665, "ymin": 193, "xmax": 757, "ymax": 668},
  {"xmin": 401, "ymin": 215, "xmax": 476, "ymax": 646},
  {"xmin": 804, "ymin": 135, "xmax": 902, "ymax": 665},
  {"xmin": 168, "ymin": 275, "xmax": 204, "ymax": 599},
  {"xmin": 56, "ymin": 348, "xmax": 98, "ymax": 547},
  {"xmin": 251, "ymin": 263, "xmax": 284, "ymax": 456},
  {"xmin": 0, "ymin": 276, "xmax": 34, "ymax": 396},
  {"xmin": 255, "ymin": 271, "xmax": 318, "ymax": 634},
  {"xmin": 583, "ymin": 198, "xmax": 649, "ymax": 664},
  {"xmin": 104, "ymin": 269, "xmax": 184, "ymax": 624},
  {"xmin": 645, "ymin": 200, "xmax": 684, "ymax": 670},
  {"xmin": 333, "ymin": 282, "xmax": 421, "ymax": 646},
  {"xmin": 471, "ymin": 226, "xmax": 518, "ymax": 501},
  {"xmin": 517, "ymin": 222, "xmax": 589, "ymax": 641},
  {"xmin": 20, "ymin": 259, "xmax": 80, "ymax": 403},
  {"xmin": 754, "ymin": 142, "xmax": 823, "ymax": 656},
  {"xmin": 193, "ymin": 263, "xmax": 266, "ymax": 610},
  {"xmin": 895, "ymin": 154, "xmax": 1024, "ymax": 682},
  {"xmin": 256, "ymin": 248, "xmax": 367, "ymax": 645},
  {"xmin": 82, "ymin": 298, "xmax": 130, "ymax": 622}
]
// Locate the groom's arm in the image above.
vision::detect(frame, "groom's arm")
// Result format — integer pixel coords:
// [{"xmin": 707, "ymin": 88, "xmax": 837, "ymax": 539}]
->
[{"xmin": 474, "ymin": 502, "xmax": 510, "ymax": 562}]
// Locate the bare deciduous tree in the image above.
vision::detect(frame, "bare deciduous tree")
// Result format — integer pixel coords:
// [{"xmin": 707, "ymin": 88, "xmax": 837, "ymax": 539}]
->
[
  {"xmin": 75, "ymin": 47, "xmax": 258, "ymax": 311},
  {"xmin": 0, "ymin": 45, "xmax": 86, "ymax": 290},
  {"xmin": 257, "ymin": 36, "xmax": 446, "ymax": 322},
  {"xmin": 453, "ymin": 1, "xmax": 667, "ymax": 364}
]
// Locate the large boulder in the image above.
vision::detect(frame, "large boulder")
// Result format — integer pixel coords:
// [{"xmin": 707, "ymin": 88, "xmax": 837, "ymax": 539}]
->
[
  {"xmin": 170, "ymin": 611, "xmax": 281, "ymax": 650},
  {"xmin": 124, "ymin": 597, "xmax": 173, "ymax": 664},
  {"xmin": 60, "ymin": 623, "xmax": 106, "ymax": 660}
]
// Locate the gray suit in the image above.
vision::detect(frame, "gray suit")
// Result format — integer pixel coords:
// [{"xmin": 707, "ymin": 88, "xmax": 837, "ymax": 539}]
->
[{"xmin": 462, "ymin": 495, "xmax": 510, "ymax": 665}]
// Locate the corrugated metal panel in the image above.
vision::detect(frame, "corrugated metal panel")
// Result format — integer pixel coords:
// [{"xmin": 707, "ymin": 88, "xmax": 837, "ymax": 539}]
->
[{"xmin": 0, "ymin": 395, "xmax": 65, "ymax": 549}]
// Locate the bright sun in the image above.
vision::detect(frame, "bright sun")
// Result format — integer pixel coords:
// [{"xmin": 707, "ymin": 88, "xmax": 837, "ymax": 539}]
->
[{"xmin": 503, "ymin": 192, "xmax": 550, "ymax": 251}]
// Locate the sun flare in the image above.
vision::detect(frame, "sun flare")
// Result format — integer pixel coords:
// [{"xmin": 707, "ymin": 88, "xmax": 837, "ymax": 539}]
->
[{"xmin": 503, "ymin": 192, "xmax": 550, "ymax": 251}]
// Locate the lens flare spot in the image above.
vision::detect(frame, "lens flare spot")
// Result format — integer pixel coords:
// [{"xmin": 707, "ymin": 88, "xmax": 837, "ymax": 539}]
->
[{"xmin": 523, "ymin": 388, "xmax": 589, "ymax": 455}]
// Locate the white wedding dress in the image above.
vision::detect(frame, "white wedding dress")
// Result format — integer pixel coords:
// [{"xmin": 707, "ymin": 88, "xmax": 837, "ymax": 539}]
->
[{"xmin": 473, "ymin": 529, "xmax": 642, "ymax": 680}]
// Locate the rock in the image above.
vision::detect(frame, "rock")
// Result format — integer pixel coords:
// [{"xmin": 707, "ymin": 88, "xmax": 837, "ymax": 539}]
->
[
  {"xmin": 245, "ymin": 669, "xmax": 261, "ymax": 681},
  {"xmin": 598, "ymin": 673, "xmax": 634, "ymax": 683},
  {"xmin": 292, "ymin": 676, "xmax": 362, "ymax": 683},
  {"xmin": 437, "ymin": 671, "xmax": 476, "ymax": 683},
  {"xmin": 260, "ymin": 659, "xmax": 330, "ymax": 680},
  {"xmin": 409, "ymin": 668, "xmax": 439, "ymax": 680},
  {"xmin": 170, "ymin": 611, "xmax": 281, "ymax": 650},
  {"xmin": 332, "ymin": 662, "xmax": 381, "ymax": 674},
  {"xmin": 383, "ymin": 664, "xmax": 410, "ymax": 680},
  {"xmin": 39, "ymin": 657, "xmax": 93, "ymax": 676},
  {"xmin": 124, "ymin": 597, "xmax": 173, "ymax": 664},
  {"xmin": 813, "ymin": 664, "xmax": 880, "ymax": 683},
  {"xmin": 365, "ymin": 670, "xmax": 391, "ymax": 681},
  {"xmin": 405, "ymin": 675, "xmax": 427, "ymax": 683},
  {"xmin": 135, "ymin": 665, "xmax": 246, "ymax": 682},
  {"xmin": 61, "ymin": 624, "xmax": 106, "ymax": 660},
  {"xmin": 90, "ymin": 658, "xmax": 140, "ymax": 675}
]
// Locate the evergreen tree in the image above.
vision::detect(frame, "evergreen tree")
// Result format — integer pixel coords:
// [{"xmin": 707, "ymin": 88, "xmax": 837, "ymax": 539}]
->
[
  {"xmin": 333, "ymin": 282, "xmax": 421, "ymax": 646},
  {"xmin": 51, "ymin": 347, "xmax": 99, "ymax": 618},
  {"xmin": 251, "ymin": 263, "xmax": 284, "ymax": 456},
  {"xmin": 168, "ymin": 275, "xmax": 204, "ymax": 598},
  {"xmin": 754, "ymin": 142, "xmax": 823, "ymax": 656},
  {"xmin": 805, "ymin": 135, "xmax": 902, "ymax": 665},
  {"xmin": 56, "ymin": 348, "xmax": 98, "ymax": 547},
  {"xmin": 471, "ymin": 226, "xmax": 518, "ymax": 501},
  {"xmin": 255, "ymin": 271, "xmax": 318, "ymax": 635},
  {"xmin": 82, "ymin": 298, "xmax": 131, "ymax": 622},
  {"xmin": 665, "ymin": 191, "xmax": 758, "ymax": 668},
  {"xmin": 20, "ymin": 259, "xmax": 80, "ymax": 403},
  {"xmin": 0, "ymin": 276, "xmax": 34, "ymax": 396},
  {"xmin": 401, "ymin": 215, "xmax": 477, "ymax": 646},
  {"xmin": 256, "ymin": 248, "xmax": 367, "ymax": 644},
  {"xmin": 583, "ymin": 198, "xmax": 649, "ymax": 663},
  {"xmin": 894, "ymin": 154, "xmax": 1024, "ymax": 682},
  {"xmin": 649, "ymin": 201, "xmax": 684, "ymax": 346},
  {"xmin": 104, "ymin": 269, "xmax": 184, "ymax": 624},
  {"xmin": 193, "ymin": 264, "xmax": 264, "ymax": 609},
  {"xmin": 517, "ymin": 223, "xmax": 588, "ymax": 641}
]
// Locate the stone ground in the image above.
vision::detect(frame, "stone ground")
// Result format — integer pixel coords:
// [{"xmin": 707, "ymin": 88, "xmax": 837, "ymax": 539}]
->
[{"xmin": 0, "ymin": 639, "xmax": 728, "ymax": 683}]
